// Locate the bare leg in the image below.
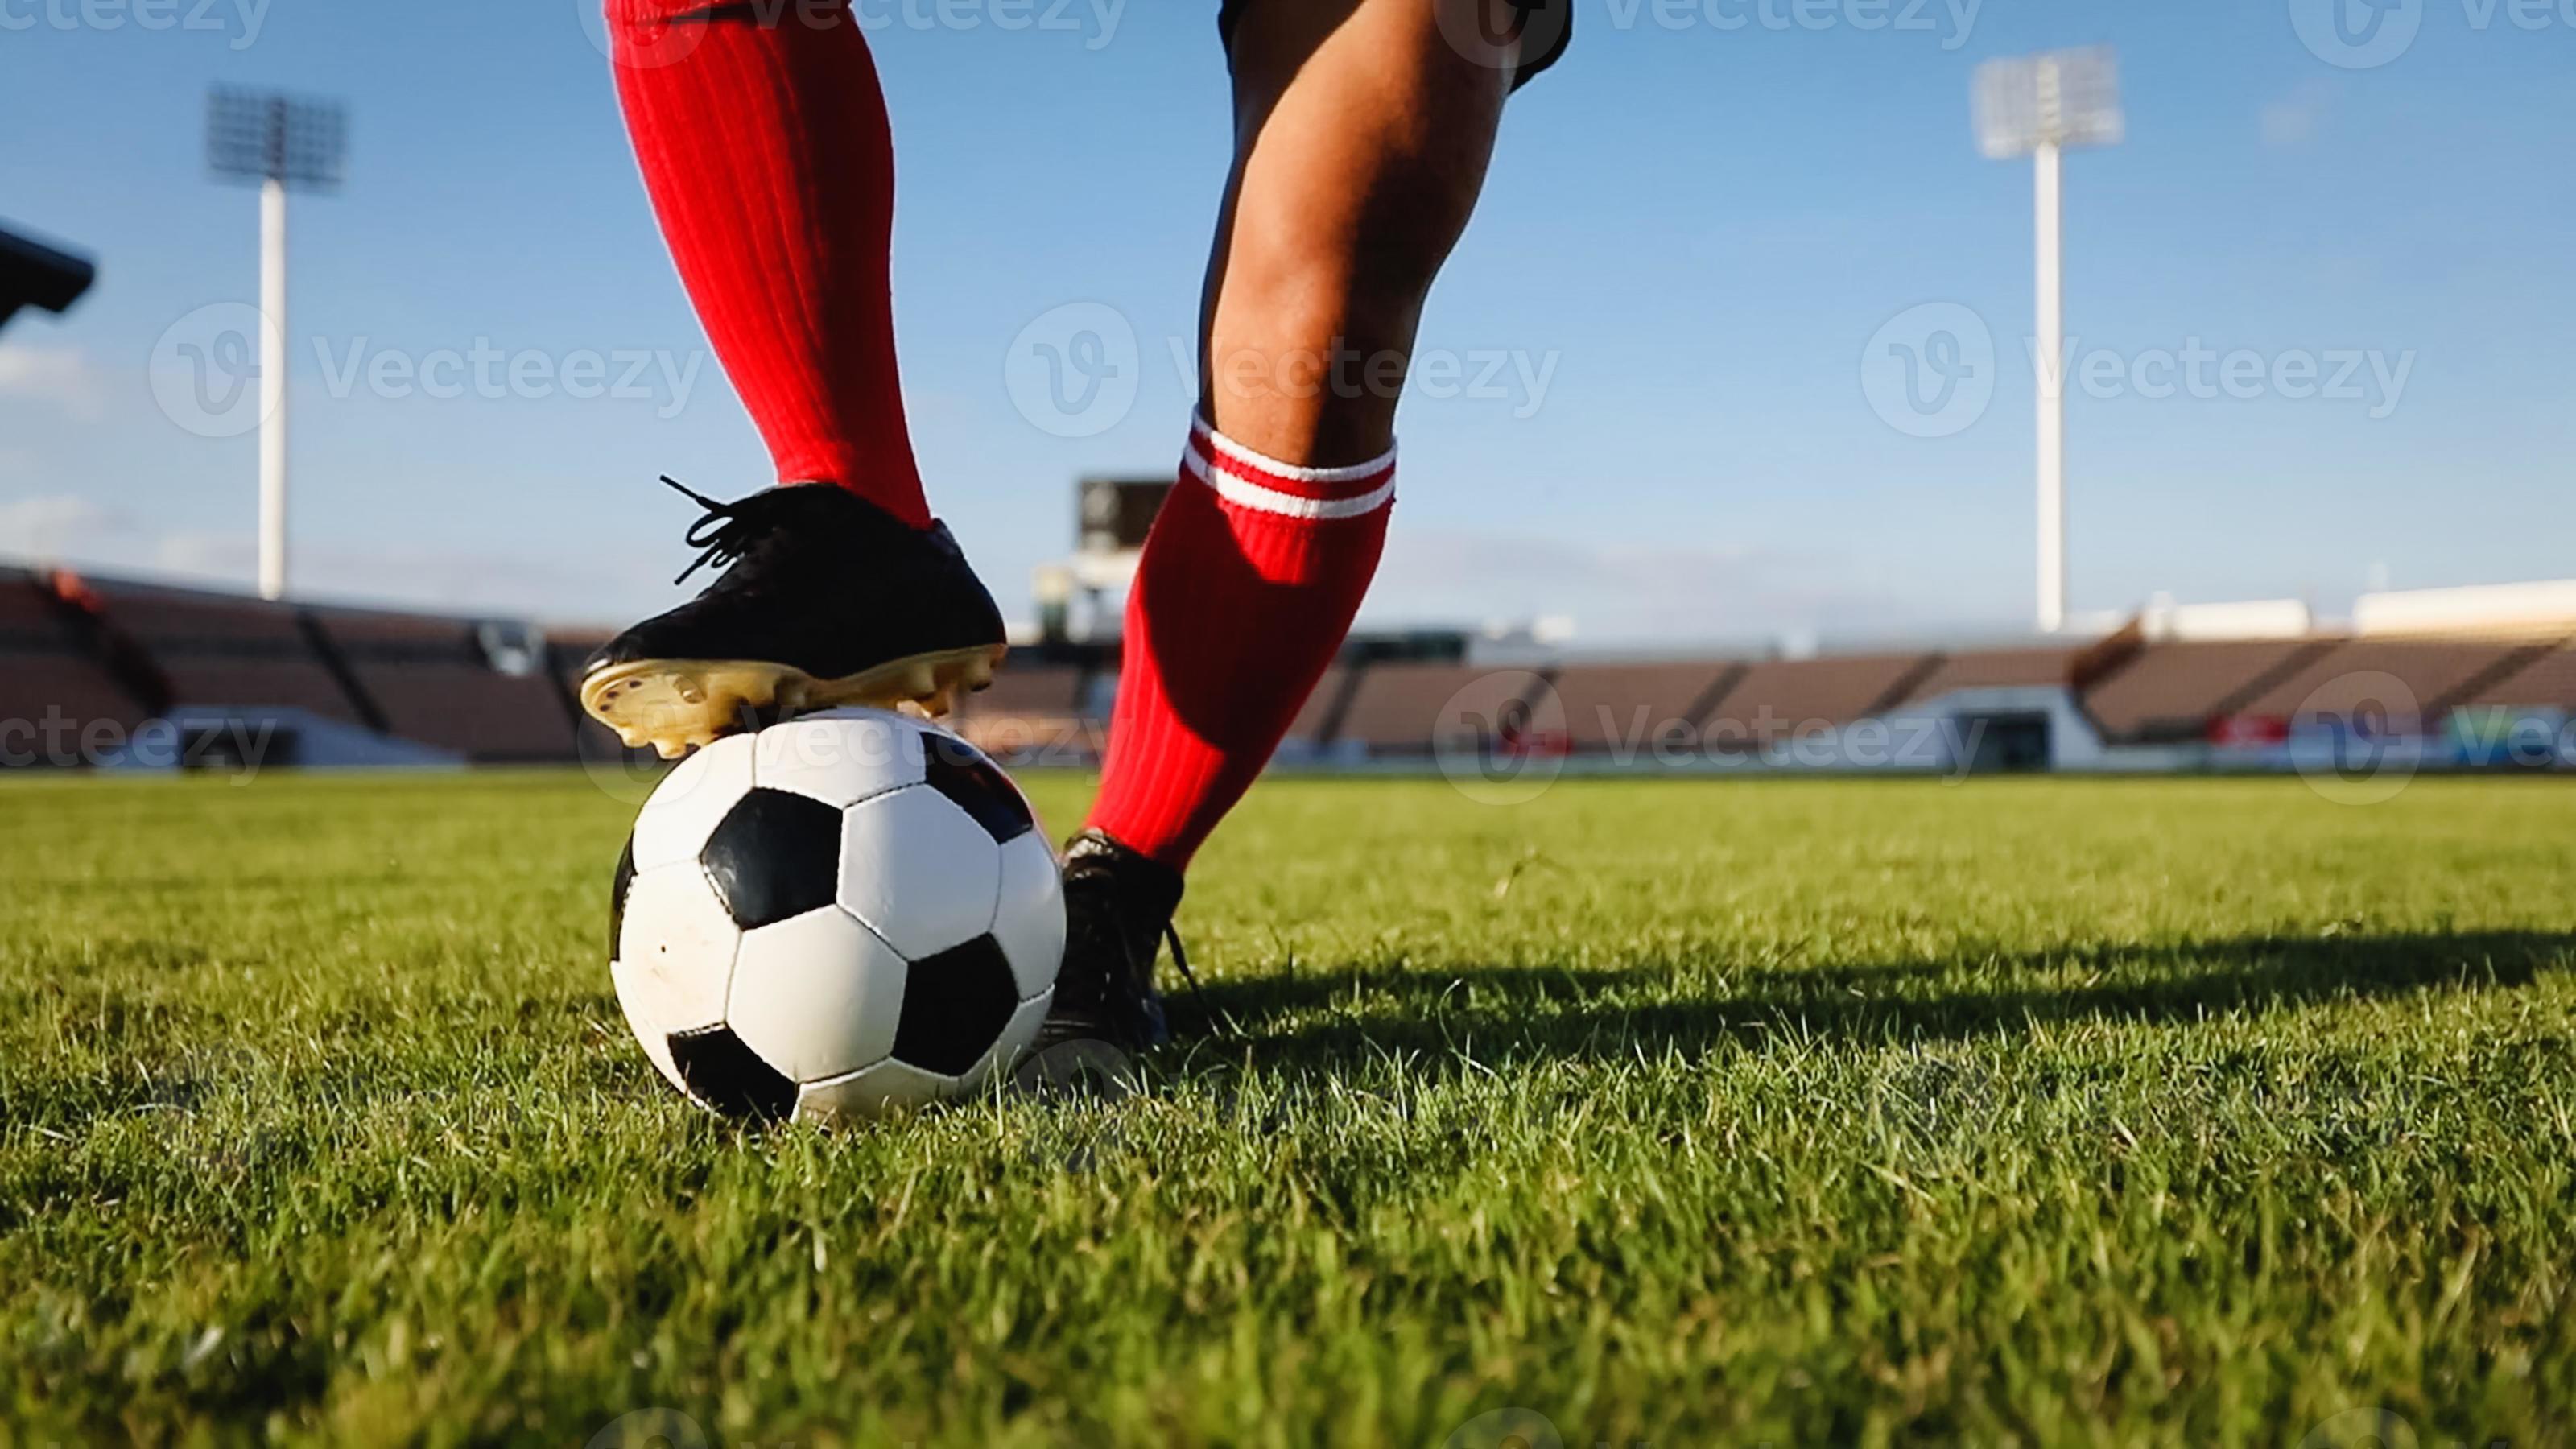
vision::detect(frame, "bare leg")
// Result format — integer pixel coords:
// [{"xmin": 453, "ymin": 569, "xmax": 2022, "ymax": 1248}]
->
[{"xmin": 1200, "ymin": 0, "xmax": 1517, "ymax": 465}]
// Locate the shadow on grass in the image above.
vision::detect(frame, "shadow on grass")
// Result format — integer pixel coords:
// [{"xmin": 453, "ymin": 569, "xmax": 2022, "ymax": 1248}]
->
[{"xmin": 1184, "ymin": 929, "xmax": 2575, "ymax": 1071}]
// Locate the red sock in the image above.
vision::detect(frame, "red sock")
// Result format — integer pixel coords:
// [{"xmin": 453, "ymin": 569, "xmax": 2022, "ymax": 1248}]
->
[
  {"xmin": 606, "ymin": 0, "xmax": 931, "ymax": 527},
  {"xmin": 1085, "ymin": 419, "xmax": 1396, "ymax": 869}
]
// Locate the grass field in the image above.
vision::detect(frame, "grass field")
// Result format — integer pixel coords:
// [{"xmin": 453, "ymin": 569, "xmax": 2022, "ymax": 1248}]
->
[{"xmin": 2, "ymin": 770, "xmax": 2572, "ymax": 1446}]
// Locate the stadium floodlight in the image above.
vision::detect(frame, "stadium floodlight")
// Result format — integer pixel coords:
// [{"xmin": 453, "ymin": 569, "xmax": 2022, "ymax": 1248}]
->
[
  {"xmin": 1975, "ymin": 47, "xmax": 2123, "ymax": 634},
  {"xmin": 208, "ymin": 88, "xmax": 348, "ymax": 602}
]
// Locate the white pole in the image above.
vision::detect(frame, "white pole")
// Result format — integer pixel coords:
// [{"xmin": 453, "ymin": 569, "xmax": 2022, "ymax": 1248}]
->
[
  {"xmin": 258, "ymin": 175, "xmax": 289, "ymax": 601},
  {"xmin": 2033, "ymin": 138, "xmax": 2066, "ymax": 634}
]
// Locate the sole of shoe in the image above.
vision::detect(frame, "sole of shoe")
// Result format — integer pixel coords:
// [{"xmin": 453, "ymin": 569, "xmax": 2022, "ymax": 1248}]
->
[{"xmin": 580, "ymin": 644, "xmax": 1005, "ymax": 759}]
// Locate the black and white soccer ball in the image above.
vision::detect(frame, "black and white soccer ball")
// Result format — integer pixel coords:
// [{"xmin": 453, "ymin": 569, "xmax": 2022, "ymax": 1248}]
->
[{"xmin": 609, "ymin": 708, "xmax": 1063, "ymax": 1123}]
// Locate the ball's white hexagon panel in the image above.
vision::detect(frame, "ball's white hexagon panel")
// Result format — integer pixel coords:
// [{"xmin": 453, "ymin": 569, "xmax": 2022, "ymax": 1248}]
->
[
  {"xmin": 959, "ymin": 991, "xmax": 1053, "ymax": 1094},
  {"xmin": 613, "ymin": 861, "xmax": 741, "ymax": 1044},
  {"xmin": 630, "ymin": 733, "xmax": 757, "ymax": 872},
  {"xmin": 725, "ymin": 906, "xmax": 908, "ymax": 1084},
  {"xmin": 835, "ymin": 784, "xmax": 1004, "ymax": 960},
  {"xmin": 990, "ymin": 832, "xmax": 1067, "ymax": 1001},
  {"xmin": 795, "ymin": 1056, "xmax": 958, "ymax": 1125},
  {"xmin": 750, "ymin": 709, "xmax": 930, "ymax": 809}
]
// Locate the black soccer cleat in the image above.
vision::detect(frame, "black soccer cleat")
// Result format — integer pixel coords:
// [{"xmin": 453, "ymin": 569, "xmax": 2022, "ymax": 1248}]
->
[
  {"xmin": 1030, "ymin": 829, "xmax": 1188, "ymax": 1056},
  {"xmin": 581, "ymin": 478, "xmax": 1008, "ymax": 758}
]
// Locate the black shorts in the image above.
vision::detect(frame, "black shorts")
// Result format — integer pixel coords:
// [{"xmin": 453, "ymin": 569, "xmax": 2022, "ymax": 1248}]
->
[{"xmin": 1216, "ymin": 0, "xmax": 1569, "ymax": 91}]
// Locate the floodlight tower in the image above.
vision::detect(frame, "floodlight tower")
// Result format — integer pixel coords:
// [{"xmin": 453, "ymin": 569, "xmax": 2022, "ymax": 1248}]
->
[
  {"xmin": 208, "ymin": 89, "xmax": 346, "ymax": 601},
  {"xmin": 1975, "ymin": 47, "xmax": 2122, "ymax": 634}
]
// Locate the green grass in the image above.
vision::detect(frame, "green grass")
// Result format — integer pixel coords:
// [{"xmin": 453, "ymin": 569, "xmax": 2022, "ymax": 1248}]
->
[{"xmin": 2, "ymin": 770, "xmax": 2572, "ymax": 1447}]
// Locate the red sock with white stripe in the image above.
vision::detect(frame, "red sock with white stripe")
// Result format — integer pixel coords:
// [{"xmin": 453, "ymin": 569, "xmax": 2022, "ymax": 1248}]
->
[
  {"xmin": 605, "ymin": 0, "xmax": 931, "ymax": 527},
  {"xmin": 1084, "ymin": 419, "xmax": 1396, "ymax": 869}
]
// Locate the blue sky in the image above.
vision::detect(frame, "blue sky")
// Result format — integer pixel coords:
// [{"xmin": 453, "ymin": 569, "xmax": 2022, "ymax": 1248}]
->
[{"xmin": 1, "ymin": 0, "xmax": 2569, "ymax": 645}]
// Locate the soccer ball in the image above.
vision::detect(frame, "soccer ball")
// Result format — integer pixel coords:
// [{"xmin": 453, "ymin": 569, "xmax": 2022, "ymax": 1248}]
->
[{"xmin": 608, "ymin": 708, "xmax": 1063, "ymax": 1123}]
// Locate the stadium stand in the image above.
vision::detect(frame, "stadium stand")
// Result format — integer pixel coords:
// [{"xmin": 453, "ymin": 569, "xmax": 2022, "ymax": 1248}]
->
[
  {"xmin": 1281, "ymin": 666, "xmax": 1354, "ymax": 751},
  {"xmin": 1546, "ymin": 660, "xmax": 1739, "ymax": 753},
  {"xmin": 86, "ymin": 577, "xmax": 362, "ymax": 724},
  {"xmin": 1334, "ymin": 662, "xmax": 1533, "ymax": 756},
  {"xmin": 2447, "ymin": 641, "xmax": 2576, "ymax": 711},
  {"xmin": 6, "ymin": 563, "xmax": 2574, "ymax": 774},
  {"xmin": 2079, "ymin": 638, "xmax": 2338, "ymax": 743},
  {"xmin": 1699, "ymin": 653, "xmax": 1938, "ymax": 750},
  {"xmin": 950, "ymin": 663, "xmax": 1091, "ymax": 762},
  {"xmin": 2225, "ymin": 639, "xmax": 2533, "ymax": 724},
  {"xmin": 1900, "ymin": 645, "xmax": 2081, "ymax": 702},
  {"xmin": 0, "ymin": 568, "xmax": 147, "ymax": 751},
  {"xmin": 312, "ymin": 607, "xmax": 578, "ymax": 763}
]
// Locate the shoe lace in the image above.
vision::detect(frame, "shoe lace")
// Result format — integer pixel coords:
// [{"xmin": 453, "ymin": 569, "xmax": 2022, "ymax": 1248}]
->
[
  {"xmin": 1162, "ymin": 924, "xmax": 1210, "ymax": 1024},
  {"xmin": 660, "ymin": 475, "xmax": 795, "ymax": 587}
]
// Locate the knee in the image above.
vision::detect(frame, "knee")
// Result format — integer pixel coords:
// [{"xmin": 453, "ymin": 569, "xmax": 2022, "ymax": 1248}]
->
[{"xmin": 1226, "ymin": 165, "xmax": 1480, "ymax": 341}]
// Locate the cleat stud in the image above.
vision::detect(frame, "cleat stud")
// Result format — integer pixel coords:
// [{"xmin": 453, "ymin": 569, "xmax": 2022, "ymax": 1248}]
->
[
  {"xmin": 964, "ymin": 655, "xmax": 995, "ymax": 688},
  {"xmin": 617, "ymin": 729, "xmax": 646, "ymax": 749},
  {"xmin": 675, "ymin": 678, "xmax": 707, "ymax": 705},
  {"xmin": 653, "ymin": 739, "xmax": 684, "ymax": 761}
]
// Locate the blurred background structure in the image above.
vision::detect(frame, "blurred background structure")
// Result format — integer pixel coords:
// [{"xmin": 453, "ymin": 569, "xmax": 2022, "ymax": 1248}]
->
[
  {"xmin": 3, "ymin": 2, "xmax": 2570, "ymax": 778},
  {"xmin": 3, "ymin": 556, "xmax": 2570, "ymax": 775}
]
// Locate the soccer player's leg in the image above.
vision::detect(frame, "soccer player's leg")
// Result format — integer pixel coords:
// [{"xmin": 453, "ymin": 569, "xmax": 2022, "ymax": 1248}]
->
[
  {"xmin": 582, "ymin": 0, "xmax": 1005, "ymax": 758},
  {"xmin": 1038, "ymin": 0, "xmax": 1536, "ymax": 1054}
]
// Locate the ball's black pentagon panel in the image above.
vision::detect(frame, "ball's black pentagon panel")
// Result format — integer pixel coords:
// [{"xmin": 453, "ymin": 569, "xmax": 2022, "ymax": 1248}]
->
[
  {"xmin": 700, "ymin": 787, "xmax": 844, "ymax": 930},
  {"xmin": 889, "ymin": 934, "xmax": 1019, "ymax": 1077},
  {"xmin": 609, "ymin": 835, "xmax": 638, "ymax": 962},
  {"xmin": 921, "ymin": 738, "xmax": 1035, "ymax": 844},
  {"xmin": 668, "ymin": 1024, "xmax": 799, "ymax": 1119}
]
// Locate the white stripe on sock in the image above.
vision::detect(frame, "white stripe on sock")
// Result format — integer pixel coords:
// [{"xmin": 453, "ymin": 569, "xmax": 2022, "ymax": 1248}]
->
[
  {"xmin": 1191, "ymin": 417, "xmax": 1397, "ymax": 486},
  {"xmin": 1182, "ymin": 444, "xmax": 1397, "ymax": 521}
]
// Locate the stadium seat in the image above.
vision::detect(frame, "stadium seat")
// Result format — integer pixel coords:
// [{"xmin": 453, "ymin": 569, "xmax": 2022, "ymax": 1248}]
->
[
  {"xmin": 2225, "ymin": 639, "xmax": 2531, "ymax": 724},
  {"xmin": 1699, "ymin": 653, "xmax": 1938, "ymax": 750},
  {"xmin": 313, "ymin": 608, "xmax": 580, "ymax": 762},
  {"xmin": 2080, "ymin": 639, "xmax": 2331, "ymax": 742},
  {"xmin": 1279, "ymin": 665, "xmax": 1352, "ymax": 750},
  {"xmin": 0, "ymin": 572, "xmax": 144, "ymax": 762},
  {"xmin": 951, "ymin": 663, "xmax": 1092, "ymax": 762},
  {"xmin": 2442, "ymin": 640, "xmax": 2576, "ymax": 711},
  {"xmin": 88, "ymin": 579, "xmax": 364, "ymax": 724},
  {"xmin": 1544, "ymin": 661, "xmax": 1737, "ymax": 753},
  {"xmin": 1335, "ymin": 662, "xmax": 1534, "ymax": 755}
]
